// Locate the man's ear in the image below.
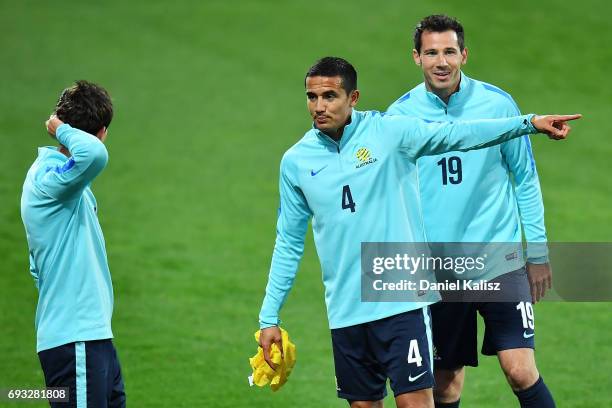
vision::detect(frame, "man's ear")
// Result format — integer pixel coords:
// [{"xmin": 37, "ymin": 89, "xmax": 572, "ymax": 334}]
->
[
  {"xmin": 412, "ymin": 49, "xmax": 421, "ymax": 66},
  {"xmin": 349, "ymin": 89, "xmax": 360, "ymax": 107},
  {"xmin": 461, "ymin": 47, "xmax": 469, "ymax": 65},
  {"xmin": 96, "ymin": 127, "xmax": 108, "ymax": 142}
]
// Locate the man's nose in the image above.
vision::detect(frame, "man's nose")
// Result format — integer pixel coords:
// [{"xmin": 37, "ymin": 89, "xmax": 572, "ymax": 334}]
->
[
  {"xmin": 315, "ymin": 97, "xmax": 326, "ymax": 113},
  {"xmin": 436, "ymin": 54, "xmax": 450, "ymax": 67}
]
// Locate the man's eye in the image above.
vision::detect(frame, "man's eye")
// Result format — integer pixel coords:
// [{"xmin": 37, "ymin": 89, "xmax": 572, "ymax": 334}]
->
[{"xmin": 325, "ymin": 95, "xmax": 335, "ymax": 100}]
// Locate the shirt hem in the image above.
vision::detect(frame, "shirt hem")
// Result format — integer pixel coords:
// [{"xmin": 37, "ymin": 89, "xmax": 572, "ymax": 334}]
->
[
  {"xmin": 37, "ymin": 329, "xmax": 114, "ymax": 353},
  {"xmin": 328, "ymin": 302, "xmax": 436, "ymax": 330}
]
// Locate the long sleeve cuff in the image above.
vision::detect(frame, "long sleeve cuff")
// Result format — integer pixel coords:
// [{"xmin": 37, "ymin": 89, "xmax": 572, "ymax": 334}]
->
[
  {"xmin": 259, "ymin": 318, "xmax": 280, "ymax": 329},
  {"xmin": 525, "ymin": 114, "xmax": 537, "ymax": 134},
  {"xmin": 526, "ymin": 242, "xmax": 549, "ymax": 264}
]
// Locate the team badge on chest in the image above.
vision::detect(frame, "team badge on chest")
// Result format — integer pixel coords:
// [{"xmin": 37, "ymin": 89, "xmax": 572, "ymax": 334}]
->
[{"xmin": 355, "ymin": 147, "xmax": 378, "ymax": 169}]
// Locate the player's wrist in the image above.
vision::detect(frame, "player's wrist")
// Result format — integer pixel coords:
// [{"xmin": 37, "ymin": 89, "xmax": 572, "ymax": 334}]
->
[
  {"xmin": 526, "ymin": 114, "xmax": 538, "ymax": 134},
  {"xmin": 259, "ymin": 320, "xmax": 280, "ymax": 330},
  {"xmin": 527, "ymin": 256, "xmax": 549, "ymax": 265}
]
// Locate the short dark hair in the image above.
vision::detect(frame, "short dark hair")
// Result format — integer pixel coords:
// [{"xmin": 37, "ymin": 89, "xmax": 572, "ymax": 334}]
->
[
  {"xmin": 54, "ymin": 80, "xmax": 113, "ymax": 135},
  {"xmin": 413, "ymin": 15, "xmax": 465, "ymax": 53},
  {"xmin": 305, "ymin": 57, "xmax": 357, "ymax": 94}
]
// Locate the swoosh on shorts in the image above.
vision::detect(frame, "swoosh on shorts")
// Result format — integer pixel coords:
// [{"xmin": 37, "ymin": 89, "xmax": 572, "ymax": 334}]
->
[{"xmin": 408, "ymin": 371, "xmax": 427, "ymax": 382}]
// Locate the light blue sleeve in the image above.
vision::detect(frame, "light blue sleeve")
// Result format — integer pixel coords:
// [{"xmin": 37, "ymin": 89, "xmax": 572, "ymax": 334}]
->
[
  {"xmin": 380, "ymin": 114, "xmax": 538, "ymax": 159},
  {"xmin": 38, "ymin": 124, "xmax": 108, "ymax": 201},
  {"xmin": 259, "ymin": 154, "xmax": 312, "ymax": 328},
  {"xmin": 501, "ymin": 107, "xmax": 549, "ymax": 263}
]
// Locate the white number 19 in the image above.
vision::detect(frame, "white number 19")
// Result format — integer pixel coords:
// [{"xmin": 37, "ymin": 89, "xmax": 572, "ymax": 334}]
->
[{"xmin": 516, "ymin": 301, "xmax": 535, "ymax": 329}]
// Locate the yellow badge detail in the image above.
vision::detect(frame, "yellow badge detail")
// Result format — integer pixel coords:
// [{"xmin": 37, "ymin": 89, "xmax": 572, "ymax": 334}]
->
[
  {"xmin": 249, "ymin": 328, "xmax": 297, "ymax": 391},
  {"xmin": 355, "ymin": 147, "xmax": 378, "ymax": 169},
  {"xmin": 356, "ymin": 148, "xmax": 371, "ymax": 162}
]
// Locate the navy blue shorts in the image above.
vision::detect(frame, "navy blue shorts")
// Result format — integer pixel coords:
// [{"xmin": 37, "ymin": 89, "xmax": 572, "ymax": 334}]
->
[
  {"xmin": 331, "ymin": 308, "xmax": 434, "ymax": 401},
  {"xmin": 431, "ymin": 268, "xmax": 535, "ymax": 369},
  {"xmin": 38, "ymin": 339, "xmax": 125, "ymax": 408}
]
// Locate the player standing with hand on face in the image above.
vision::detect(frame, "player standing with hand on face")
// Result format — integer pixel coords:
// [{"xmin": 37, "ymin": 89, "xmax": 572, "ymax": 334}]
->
[
  {"xmin": 257, "ymin": 56, "xmax": 578, "ymax": 407},
  {"xmin": 387, "ymin": 15, "xmax": 559, "ymax": 408},
  {"xmin": 21, "ymin": 81, "xmax": 126, "ymax": 408}
]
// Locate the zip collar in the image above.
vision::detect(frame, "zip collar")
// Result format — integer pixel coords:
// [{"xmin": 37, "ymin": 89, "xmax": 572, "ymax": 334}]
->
[{"xmin": 313, "ymin": 109, "xmax": 361, "ymax": 152}]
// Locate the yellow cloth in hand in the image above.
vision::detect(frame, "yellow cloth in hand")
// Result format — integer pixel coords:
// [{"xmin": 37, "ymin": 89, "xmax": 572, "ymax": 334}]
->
[{"xmin": 249, "ymin": 328, "xmax": 296, "ymax": 391}]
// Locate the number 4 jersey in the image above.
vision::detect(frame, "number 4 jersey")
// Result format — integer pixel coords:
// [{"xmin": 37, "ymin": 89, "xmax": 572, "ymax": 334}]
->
[
  {"xmin": 387, "ymin": 72, "xmax": 548, "ymax": 280},
  {"xmin": 259, "ymin": 109, "xmax": 538, "ymax": 330}
]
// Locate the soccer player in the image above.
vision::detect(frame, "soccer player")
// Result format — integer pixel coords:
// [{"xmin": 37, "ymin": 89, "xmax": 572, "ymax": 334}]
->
[
  {"xmin": 258, "ymin": 56, "xmax": 577, "ymax": 408},
  {"xmin": 21, "ymin": 81, "xmax": 126, "ymax": 408},
  {"xmin": 386, "ymin": 15, "xmax": 558, "ymax": 408}
]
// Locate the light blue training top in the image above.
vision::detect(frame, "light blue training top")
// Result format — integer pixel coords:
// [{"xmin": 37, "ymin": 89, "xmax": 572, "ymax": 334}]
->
[
  {"xmin": 21, "ymin": 124, "xmax": 114, "ymax": 352},
  {"xmin": 259, "ymin": 109, "xmax": 538, "ymax": 329},
  {"xmin": 387, "ymin": 72, "xmax": 548, "ymax": 279}
]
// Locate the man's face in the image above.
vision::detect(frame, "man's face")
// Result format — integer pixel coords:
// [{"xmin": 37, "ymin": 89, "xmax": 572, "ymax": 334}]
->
[
  {"xmin": 305, "ymin": 75, "xmax": 359, "ymax": 137},
  {"xmin": 413, "ymin": 30, "xmax": 468, "ymax": 96}
]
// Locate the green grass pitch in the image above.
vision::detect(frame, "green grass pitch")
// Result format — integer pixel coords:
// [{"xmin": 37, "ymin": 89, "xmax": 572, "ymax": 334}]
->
[{"xmin": 1, "ymin": 0, "xmax": 610, "ymax": 406}]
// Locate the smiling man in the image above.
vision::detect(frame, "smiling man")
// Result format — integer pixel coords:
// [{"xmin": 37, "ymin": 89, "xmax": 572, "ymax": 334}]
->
[
  {"xmin": 257, "ymin": 56, "xmax": 577, "ymax": 407},
  {"xmin": 387, "ymin": 15, "xmax": 557, "ymax": 408}
]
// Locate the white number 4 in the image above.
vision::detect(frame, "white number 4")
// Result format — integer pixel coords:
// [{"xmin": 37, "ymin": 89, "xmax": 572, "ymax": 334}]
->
[
  {"xmin": 407, "ymin": 339, "xmax": 423, "ymax": 367},
  {"xmin": 516, "ymin": 301, "xmax": 535, "ymax": 329}
]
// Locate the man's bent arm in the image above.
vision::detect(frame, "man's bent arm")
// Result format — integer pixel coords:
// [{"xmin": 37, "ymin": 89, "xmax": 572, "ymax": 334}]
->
[
  {"xmin": 39, "ymin": 124, "xmax": 108, "ymax": 201},
  {"xmin": 259, "ymin": 155, "xmax": 312, "ymax": 328}
]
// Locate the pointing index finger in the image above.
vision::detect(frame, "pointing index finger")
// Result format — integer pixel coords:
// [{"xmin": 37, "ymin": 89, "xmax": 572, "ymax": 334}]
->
[{"xmin": 552, "ymin": 114, "xmax": 582, "ymax": 122}]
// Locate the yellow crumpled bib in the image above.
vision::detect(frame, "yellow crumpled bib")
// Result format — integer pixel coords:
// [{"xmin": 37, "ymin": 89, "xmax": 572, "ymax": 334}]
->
[{"xmin": 249, "ymin": 328, "xmax": 296, "ymax": 391}]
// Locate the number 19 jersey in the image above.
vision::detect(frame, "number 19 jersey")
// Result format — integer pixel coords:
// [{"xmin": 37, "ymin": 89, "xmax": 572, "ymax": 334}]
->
[{"xmin": 387, "ymin": 73, "xmax": 548, "ymax": 279}]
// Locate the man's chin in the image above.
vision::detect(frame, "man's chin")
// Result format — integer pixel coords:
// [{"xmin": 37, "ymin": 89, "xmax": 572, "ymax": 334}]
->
[
  {"xmin": 432, "ymin": 77, "xmax": 450, "ymax": 87},
  {"xmin": 430, "ymin": 75, "xmax": 459, "ymax": 91}
]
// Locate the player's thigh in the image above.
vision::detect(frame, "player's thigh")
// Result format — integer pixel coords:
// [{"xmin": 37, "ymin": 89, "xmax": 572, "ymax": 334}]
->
[
  {"xmin": 108, "ymin": 341, "xmax": 126, "ymax": 408},
  {"xmin": 38, "ymin": 342, "xmax": 78, "ymax": 408},
  {"xmin": 331, "ymin": 324, "xmax": 388, "ymax": 402},
  {"xmin": 85, "ymin": 339, "xmax": 126, "ymax": 408},
  {"xmin": 479, "ymin": 272, "xmax": 535, "ymax": 355},
  {"xmin": 395, "ymin": 388, "xmax": 434, "ymax": 408},
  {"xmin": 375, "ymin": 308, "xmax": 434, "ymax": 399},
  {"xmin": 431, "ymin": 301, "xmax": 478, "ymax": 368}
]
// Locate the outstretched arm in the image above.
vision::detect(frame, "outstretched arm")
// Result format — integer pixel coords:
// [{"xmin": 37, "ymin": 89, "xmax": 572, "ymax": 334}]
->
[{"xmin": 383, "ymin": 113, "xmax": 581, "ymax": 159}]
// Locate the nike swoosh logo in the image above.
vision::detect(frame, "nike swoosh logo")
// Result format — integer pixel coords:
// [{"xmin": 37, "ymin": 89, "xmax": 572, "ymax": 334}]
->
[
  {"xmin": 310, "ymin": 165, "xmax": 328, "ymax": 176},
  {"xmin": 408, "ymin": 371, "xmax": 427, "ymax": 382},
  {"xmin": 523, "ymin": 330, "xmax": 535, "ymax": 338}
]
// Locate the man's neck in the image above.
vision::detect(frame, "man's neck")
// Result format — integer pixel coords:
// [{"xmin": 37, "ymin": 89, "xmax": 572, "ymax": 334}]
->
[
  {"xmin": 425, "ymin": 76, "xmax": 462, "ymax": 105},
  {"xmin": 322, "ymin": 115, "xmax": 352, "ymax": 142}
]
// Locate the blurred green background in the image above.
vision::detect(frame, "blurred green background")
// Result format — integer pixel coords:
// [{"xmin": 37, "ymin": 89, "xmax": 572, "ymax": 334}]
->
[{"xmin": 1, "ymin": 0, "xmax": 610, "ymax": 406}]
